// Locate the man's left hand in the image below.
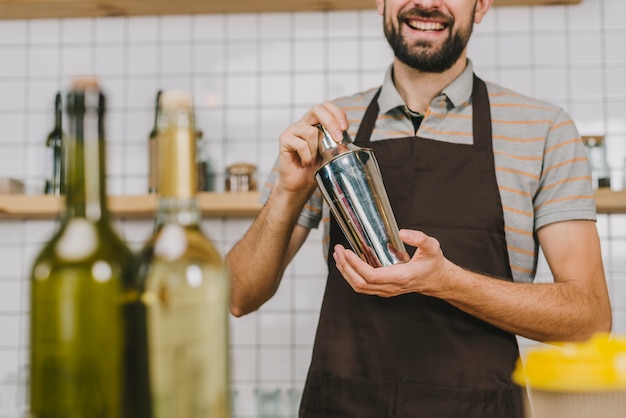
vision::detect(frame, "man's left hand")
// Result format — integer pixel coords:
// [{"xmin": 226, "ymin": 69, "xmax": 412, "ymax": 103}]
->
[{"xmin": 333, "ymin": 229, "xmax": 453, "ymax": 298}]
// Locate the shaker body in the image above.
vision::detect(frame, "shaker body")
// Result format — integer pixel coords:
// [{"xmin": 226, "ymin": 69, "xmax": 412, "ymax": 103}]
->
[{"xmin": 316, "ymin": 148, "xmax": 409, "ymax": 267}]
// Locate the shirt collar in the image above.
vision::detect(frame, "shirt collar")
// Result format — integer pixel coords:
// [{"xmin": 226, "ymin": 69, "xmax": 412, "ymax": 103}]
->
[{"xmin": 378, "ymin": 59, "xmax": 475, "ymax": 114}]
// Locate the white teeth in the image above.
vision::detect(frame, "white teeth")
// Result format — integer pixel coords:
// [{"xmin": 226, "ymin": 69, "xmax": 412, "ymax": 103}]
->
[{"xmin": 407, "ymin": 20, "xmax": 444, "ymax": 31}]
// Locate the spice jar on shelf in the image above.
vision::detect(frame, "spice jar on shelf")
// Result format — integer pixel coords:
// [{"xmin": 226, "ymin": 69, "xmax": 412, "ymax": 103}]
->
[
  {"xmin": 582, "ymin": 136, "xmax": 611, "ymax": 189},
  {"xmin": 225, "ymin": 162, "xmax": 257, "ymax": 192}
]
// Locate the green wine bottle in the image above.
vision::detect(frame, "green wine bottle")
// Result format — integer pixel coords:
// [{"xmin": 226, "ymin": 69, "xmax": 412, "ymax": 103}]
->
[
  {"xmin": 30, "ymin": 77, "xmax": 135, "ymax": 418},
  {"xmin": 44, "ymin": 91, "xmax": 66, "ymax": 195},
  {"xmin": 132, "ymin": 90, "xmax": 231, "ymax": 418}
]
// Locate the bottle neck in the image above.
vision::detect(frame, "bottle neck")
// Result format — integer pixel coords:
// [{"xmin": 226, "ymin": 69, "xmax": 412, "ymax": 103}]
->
[
  {"xmin": 54, "ymin": 96, "xmax": 62, "ymax": 130},
  {"xmin": 63, "ymin": 89, "xmax": 109, "ymax": 222},
  {"xmin": 150, "ymin": 90, "xmax": 162, "ymax": 138},
  {"xmin": 155, "ymin": 96, "xmax": 199, "ymax": 226},
  {"xmin": 47, "ymin": 92, "xmax": 65, "ymax": 195}
]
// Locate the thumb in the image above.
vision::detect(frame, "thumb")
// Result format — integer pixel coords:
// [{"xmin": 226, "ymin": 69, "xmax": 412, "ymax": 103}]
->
[
  {"xmin": 399, "ymin": 229, "xmax": 441, "ymax": 259},
  {"xmin": 399, "ymin": 229, "xmax": 429, "ymax": 247}
]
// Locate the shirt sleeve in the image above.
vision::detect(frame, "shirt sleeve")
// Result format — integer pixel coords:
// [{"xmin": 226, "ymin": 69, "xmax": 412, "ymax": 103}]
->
[{"xmin": 533, "ymin": 109, "xmax": 597, "ymax": 230}]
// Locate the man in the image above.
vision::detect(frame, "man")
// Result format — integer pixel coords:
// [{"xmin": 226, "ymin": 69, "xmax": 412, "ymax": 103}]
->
[{"xmin": 226, "ymin": 0, "xmax": 612, "ymax": 416}]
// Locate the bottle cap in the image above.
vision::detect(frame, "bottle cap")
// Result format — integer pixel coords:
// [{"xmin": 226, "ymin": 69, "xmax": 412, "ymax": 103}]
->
[
  {"xmin": 512, "ymin": 333, "xmax": 626, "ymax": 392},
  {"xmin": 226, "ymin": 162, "xmax": 256, "ymax": 175},
  {"xmin": 70, "ymin": 76, "xmax": 100, "ymax": 91},
  {"xmin": 162, "ymin": 90, "xmax": 193, "ymax": 111}
]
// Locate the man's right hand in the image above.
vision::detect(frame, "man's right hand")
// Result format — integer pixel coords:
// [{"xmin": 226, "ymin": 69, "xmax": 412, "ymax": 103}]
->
[
  {"xmin": 227, "ymin": 100, "xmax": 349, "ymax": 316},
  {"xmin": 276, "ymin": 101, "xmax": 349, "ymax": 195}
]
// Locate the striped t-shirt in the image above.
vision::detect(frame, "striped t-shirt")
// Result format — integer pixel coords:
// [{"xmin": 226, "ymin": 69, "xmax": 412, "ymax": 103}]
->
[{"xmin": 260, "ymin": 60, "xmax": 596, "ymax": 284}]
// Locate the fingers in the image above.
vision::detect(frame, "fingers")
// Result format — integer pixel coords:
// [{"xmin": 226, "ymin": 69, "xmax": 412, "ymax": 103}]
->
[
  {"xmin": 273, "ymin": 101, "xmax": 349, "ymax": 198},
  {"xmin": 278, "ymin": 101, "xmax": 349, "ymax": 167},
  {"xmin": 279, "ymin": 123, "xmax": 320, "ymax": 166},
  {"xmin": 300, "ymin": 102, "xmax": 348, "ymax": 142},
  {"xmin": 333, "ymin": 245, "xmax": 390, "ymax": 296}
]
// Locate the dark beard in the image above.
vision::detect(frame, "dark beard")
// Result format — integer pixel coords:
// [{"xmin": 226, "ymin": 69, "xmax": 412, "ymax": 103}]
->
[{"xmin": 384, "ymin": 7, "xmax": 473, "ymax": 73}]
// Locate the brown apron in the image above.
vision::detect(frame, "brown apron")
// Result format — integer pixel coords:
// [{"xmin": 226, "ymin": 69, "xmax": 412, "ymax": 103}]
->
[{"xmin": 299, "ymin": 75, "xmax": 524, "ymax": 418}]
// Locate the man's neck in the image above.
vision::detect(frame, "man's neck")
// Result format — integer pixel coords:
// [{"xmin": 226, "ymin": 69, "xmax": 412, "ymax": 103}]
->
[{"xmin": 392, "ymin": 56, "xmax": 468, "ymax": 115}]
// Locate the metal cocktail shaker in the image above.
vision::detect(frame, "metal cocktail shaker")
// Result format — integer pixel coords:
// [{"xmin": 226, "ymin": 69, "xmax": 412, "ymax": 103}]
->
[{"xmin": 314, "ymin": 125, "xmax": 409, "ymax": 267}]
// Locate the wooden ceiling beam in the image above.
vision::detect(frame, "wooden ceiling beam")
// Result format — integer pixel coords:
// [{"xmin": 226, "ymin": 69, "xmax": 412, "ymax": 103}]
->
[{"xmin": 0, "ymin": 0, "xmax": 583, "ymax": 20}]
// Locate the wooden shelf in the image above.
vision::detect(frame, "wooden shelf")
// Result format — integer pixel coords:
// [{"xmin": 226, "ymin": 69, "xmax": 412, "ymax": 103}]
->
[
  {"xmin": 0, "ymin": 0, "xmax": 582, "ymax": 20},
  {"xmin": 594, "ymin": 189, "xmax": 626, "ymax": 215},
  {"xmin": 0, "ymin": 192, "xmax": 263, "ymax": 219},
  {"xmin": 0, "ymin": 189, "xmax": 624, "ymax": 220}
]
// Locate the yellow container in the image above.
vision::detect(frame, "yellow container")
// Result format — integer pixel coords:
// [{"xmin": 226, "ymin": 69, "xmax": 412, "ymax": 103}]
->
[{"xmin": 513, "ymin": 333, "xmax": 626, "ymax": 418}]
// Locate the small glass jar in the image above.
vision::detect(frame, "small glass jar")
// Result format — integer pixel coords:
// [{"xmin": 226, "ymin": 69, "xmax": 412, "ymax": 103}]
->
[
  {"xmin": 582, "ymin": 136, "xmax": 611, "ymax": 189},
  {"xmin": 225, "ymin": 162, "xmax": 257, "ymax": 192},
  {"xmin": 622, "ymin": 156, "xmax": 626, "ymax": 190}
]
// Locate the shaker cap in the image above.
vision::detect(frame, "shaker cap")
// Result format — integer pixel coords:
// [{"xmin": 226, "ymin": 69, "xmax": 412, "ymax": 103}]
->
[
  {"xmin": 316, "ymin": 124, "xmax": 353, "ymax": 152},
  {"xmin": 315, "ymin": 125, "xmax": 362, "ymax": 166}
]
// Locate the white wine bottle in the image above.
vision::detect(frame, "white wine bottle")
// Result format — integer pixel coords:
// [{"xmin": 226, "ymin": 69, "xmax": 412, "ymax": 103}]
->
[
  {"xmin": 29, "ymin": 78, "xmax": 135, "ymax": 417},
  {"xmin": 133, "ymin": 90, "xmax": 231, "ymax": 418}
]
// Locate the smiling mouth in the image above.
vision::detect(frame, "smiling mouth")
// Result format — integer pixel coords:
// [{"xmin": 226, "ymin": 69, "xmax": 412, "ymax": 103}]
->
[{"xmin": 406, "ymin": 19, "xmax": 446, "ymax": 31}]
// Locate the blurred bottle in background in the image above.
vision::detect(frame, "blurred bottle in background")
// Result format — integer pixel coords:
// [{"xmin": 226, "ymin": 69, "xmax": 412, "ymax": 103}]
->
[
  {"xmin": 131, "ymin": 90, "xmax": 231, "ymax": 418},
  {"xmin": 148, "ymin": 90, "xmax": 162, "ymax": 194},
  {"xmin": 29, "ymin": 77, "xmax": 135, "ymax": 417},
  {"xmin": 44, "ymin": 91, "xmax": 66, "ymax": 195},
  {"xmin": 196, "ymin": 130, "xmax": 215, "ymax": 192},
  {"xmin": 582, "ymin": 136, "xmax": 611, "ymax": 189}
]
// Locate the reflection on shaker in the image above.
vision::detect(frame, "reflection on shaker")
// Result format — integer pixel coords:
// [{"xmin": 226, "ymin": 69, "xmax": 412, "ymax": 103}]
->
[
  {"xmin": 314, "ymin": 124, "xmax": 409, "ymax": 267},
  {"xmin": 225, "ymin": 162, "xmax": 257, "ymax": 192}
]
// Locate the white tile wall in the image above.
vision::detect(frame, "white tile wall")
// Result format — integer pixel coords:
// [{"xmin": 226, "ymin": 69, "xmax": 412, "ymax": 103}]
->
[{"xmin": 0, "ymin": 0, "xmax": 625, "ymax": 416}]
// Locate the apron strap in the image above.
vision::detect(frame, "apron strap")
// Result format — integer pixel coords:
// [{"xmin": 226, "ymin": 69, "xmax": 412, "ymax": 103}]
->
[
  {"xmin": 471, "ymin": 74, "xmax": 492, "ymax": 149},
  {"xmin": 354, "ymin": 88, "xmax": 381, "ymax": 145}
]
